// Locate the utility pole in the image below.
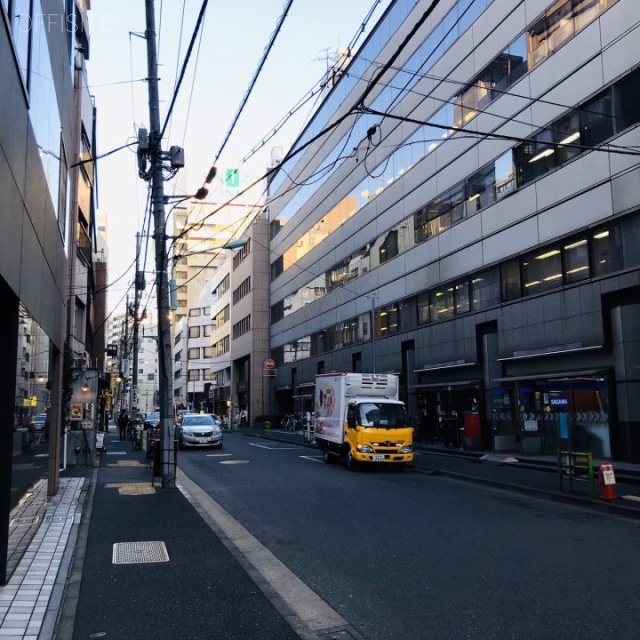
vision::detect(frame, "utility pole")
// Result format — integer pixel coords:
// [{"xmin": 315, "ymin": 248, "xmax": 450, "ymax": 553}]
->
[
  {"xmin": 144, "ymin": 0, "xmax": 175, "ymax": 488},
  {"xmin": 131, "ymin": 232, "xmax": 142, "ymax": 419},
  {"xmin": 124, "ymin": 294, "xmax": 130, "ymax": 414}
]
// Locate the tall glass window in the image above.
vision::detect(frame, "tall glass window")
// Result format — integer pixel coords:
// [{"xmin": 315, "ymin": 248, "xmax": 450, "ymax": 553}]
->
[
  {"xmin": 471, "ymin": 269, "xmax": 501, "ymax": 310},
  {"xmin": 563, "ymin": 237, "xmax": 590, "ymax": 283},
  {"xmin": 522, "ymin": 246, "xmax": 562, "ymax": 295}
]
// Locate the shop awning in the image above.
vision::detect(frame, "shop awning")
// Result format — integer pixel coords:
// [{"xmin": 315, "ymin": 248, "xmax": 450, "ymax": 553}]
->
[
  {"xmin": 492, "ymin": 369, "xmax": 609, "ymax": 384},
  {"xmin": 414, "ymin": 361, "xmax": 476, "ymax": 373},
  {"xmin": 412, "ymin": 379, "xmax": 480, "ymax": 390}
]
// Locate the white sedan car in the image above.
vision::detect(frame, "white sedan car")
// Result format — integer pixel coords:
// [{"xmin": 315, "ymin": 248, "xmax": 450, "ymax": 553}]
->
[{"xmin": 176, "ymin": 414, "xmax": 223, "ymax": 449}]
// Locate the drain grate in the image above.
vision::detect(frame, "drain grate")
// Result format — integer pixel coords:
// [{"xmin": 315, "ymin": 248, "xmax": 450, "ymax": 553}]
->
[{"xmin": 112, "ymin": 541, "xmax": 169, "ymax": 564}]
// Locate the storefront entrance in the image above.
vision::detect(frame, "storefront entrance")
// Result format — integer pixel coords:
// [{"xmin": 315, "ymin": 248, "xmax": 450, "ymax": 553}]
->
[
  {"xmin": 416, "ymin": 382, "xmax": 483, "ymax": 449},
  {"xmin": 492, "ymin": 372, "xmax": 611, "ymax": 457}
]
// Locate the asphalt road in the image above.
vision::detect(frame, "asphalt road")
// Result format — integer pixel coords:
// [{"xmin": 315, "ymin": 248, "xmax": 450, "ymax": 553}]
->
[{"xmin": 177, "ymin": 433, "xmax": 640, "ymax": 640}]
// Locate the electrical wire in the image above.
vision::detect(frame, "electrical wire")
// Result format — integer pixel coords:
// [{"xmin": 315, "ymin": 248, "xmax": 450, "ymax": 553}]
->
[
  {"xmin": 159, "ymin": 0, "xmax": 210, "ymax": 142},
  {"xmin": 212, "ymin": 0, "xmax": 295, "ymax": 165}
]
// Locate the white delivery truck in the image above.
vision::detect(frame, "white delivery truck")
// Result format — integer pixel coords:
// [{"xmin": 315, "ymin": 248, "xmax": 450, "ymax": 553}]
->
[{"xmin": 314, "ymin": 373, "xmax": 414, "ymax": 470}]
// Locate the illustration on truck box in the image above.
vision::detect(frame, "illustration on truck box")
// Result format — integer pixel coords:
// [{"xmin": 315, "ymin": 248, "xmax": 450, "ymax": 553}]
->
[
  {"xmin": 316, "ymin": 379, "xmax": 340, "ymax": 439},
  {"xmin": 314, "ymin": 372, "xmax": 414, "ymax": 470}
]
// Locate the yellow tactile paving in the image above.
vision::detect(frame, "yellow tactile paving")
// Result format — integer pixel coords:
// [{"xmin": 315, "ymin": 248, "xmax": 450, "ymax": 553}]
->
[{"xmin": 104, "ymin": 483, "xmax": 156, "ymax": 495}]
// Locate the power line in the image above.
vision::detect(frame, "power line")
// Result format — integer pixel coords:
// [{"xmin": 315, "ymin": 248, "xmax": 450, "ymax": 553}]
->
[
  {"xmin": 159, "ymin": 0, "xmax": 210, "ymax": 142},
  {"xmin": 212, "ymin": 0, "xmax": 296, "ymax": 166}
]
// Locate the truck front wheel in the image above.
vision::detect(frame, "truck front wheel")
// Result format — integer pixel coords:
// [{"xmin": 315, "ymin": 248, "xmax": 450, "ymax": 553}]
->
[{"xmin": 345, "ymin": 449, "xmax": 358, "ymax": 471}]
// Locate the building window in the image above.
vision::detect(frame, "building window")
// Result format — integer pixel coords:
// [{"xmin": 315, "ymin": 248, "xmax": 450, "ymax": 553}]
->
[
  {"xmin": 379, "ymin": 230, "xmax": 398, "ymax": 264},
  {"xmin": 10, "ymin": 0, "xmax": 32, "ymax": 88},
  {"xmin": 417, "ymin": 292, "xmax": 430, "ymax": 325},
  {"xmin": 591, "ymin": 227, "xmax": 623, "ymax": 277},
  {"xmin": 189, "ymin": 309, "xmax": 201, "ymax": 317},
  {"xmin": 454, "ymin": 281, "xmax": 470, "ymax": 315},
  {"xmin": 188, "ymin": 326, "xmax": 200, "ymax": 338},
  {"xmin": 563, "ymin": 237, "xmax": 590, "ymax": 283},
  {"xmin": 501, "ymin": 260, "xmax": 521, "ymax": 302},
  {"xmin": 430, "ymin": 286, "xmax": 454, "ymax": 322},
  {"xmin": 214, "ymin": 274, "xmax": 230, "ymax": 298},
  {"xmin": 188, "ymin": 348, "xmax": 200, "ymax": 360},
  {"xmin": 233, "ymin": 277, "xmax": 251, "ymax": 304},
  {"xmin": 215, "ymin": 336, "xmax": 230, "ymax": 356},
  {"xmin": 74, "ymin": 298, "xmax": 86, "ymax": 342},
  {"xmin": 376, "ymin": 303, "xmax": 401, "ymax": 336},
  {"xmin": 232, "ymin": 315, "xmax": 251, "ymax": 339},
  {"xmin": 471, "ymin": 269, "xmax": 501, "ymax": 310},
  {"xmin": 214, "ymin": 306, "xmax": 230, "ymax": 329},
  {"xmin": 522, "ymin": 246, "xmax": 563, "ymax": 296},
  {"xmin": 515, "ymin": 66, "xmax": 639, "ymax": 189}
]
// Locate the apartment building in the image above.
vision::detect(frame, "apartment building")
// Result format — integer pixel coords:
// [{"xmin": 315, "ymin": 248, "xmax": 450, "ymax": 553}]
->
[
  {"xmin": 267, "ymin": 0, "xmax": 640, "ymax": 462},
  {"xmin": 209, "ymin": 216, "xmax": 271, "ymax": 426}
]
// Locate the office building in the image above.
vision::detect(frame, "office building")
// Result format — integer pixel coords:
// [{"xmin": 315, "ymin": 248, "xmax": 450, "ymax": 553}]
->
[{"xmin": 267, "ymin": 0, "xmax": 640, "ymax": 461}]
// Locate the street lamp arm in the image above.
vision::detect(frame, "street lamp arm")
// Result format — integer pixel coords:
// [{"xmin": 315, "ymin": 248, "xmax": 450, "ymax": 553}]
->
[{"xmin": 172, "ymin": 239, "xmax": 247, "ymax": 261}]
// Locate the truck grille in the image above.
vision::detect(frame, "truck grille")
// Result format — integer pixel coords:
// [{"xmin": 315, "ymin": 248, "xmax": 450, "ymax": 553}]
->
[{"xmin": 372, "ymin": 442, "xmax": 403, "ymax": 453}]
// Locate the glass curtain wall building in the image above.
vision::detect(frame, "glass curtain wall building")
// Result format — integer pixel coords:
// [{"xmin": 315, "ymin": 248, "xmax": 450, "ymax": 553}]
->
[{"xmin": 267, "ymin": 0, "xmax": 640, "ymax": 462}]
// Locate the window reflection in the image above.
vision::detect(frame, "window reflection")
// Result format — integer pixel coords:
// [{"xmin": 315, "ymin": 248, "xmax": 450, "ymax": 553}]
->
[
  {"xmin": 274, "ymin": 214, "xmax": 640, "ymax": 365},
  {"xmin": 563, "ymin": 238, "xmax": 590, "ymax": 283},
  {"xmin": 522, "ymin": 246, "xmax": 563, "ymax": 295},
  {"xmin": 281, "ymin": 196, "xmax": 357, "ymax": 274}
]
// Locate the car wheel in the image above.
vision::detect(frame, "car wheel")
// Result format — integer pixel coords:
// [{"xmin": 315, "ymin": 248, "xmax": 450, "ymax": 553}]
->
[
  {"xmin": 346, "ymin": 450, "xmax": 358, "ymax": 471},
  {"xmin": 322, "ymin": 448, "xmax": 332, "ymax": 464}
]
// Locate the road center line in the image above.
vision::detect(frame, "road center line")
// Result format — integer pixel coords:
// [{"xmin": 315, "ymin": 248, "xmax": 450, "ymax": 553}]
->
[{"xmin": 177, "ymin": 468, "xmax": 347, "ymax": 635}]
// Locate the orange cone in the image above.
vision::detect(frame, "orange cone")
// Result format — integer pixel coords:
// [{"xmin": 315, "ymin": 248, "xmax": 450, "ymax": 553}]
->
[{"xmin": 598, "ymin": 461, "xmax": 617, "ymax": 501}]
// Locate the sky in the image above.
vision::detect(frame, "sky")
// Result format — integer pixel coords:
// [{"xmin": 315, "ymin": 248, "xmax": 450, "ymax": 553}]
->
[{"xmin": 86, "ymin": 0, "xmax": 391, "ymax": 314}]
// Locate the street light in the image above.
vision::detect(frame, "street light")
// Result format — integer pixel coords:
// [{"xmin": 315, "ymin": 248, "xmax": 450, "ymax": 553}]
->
[{"xmin": 172, "ymin": 238, "xmax": 247, "ymax": 261}]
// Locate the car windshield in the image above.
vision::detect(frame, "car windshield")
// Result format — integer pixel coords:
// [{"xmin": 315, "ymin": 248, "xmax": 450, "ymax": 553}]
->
[
  {"xmin": 355, "ymin": 402, "xmax": 406, "ymax": 429},
  {"xmin": 146, "ymin": 414, "xmax": 160, "ymax": 422},
  {"xmin": 183, "ymin": 415, "xmax": 215, "ymax": 426}
]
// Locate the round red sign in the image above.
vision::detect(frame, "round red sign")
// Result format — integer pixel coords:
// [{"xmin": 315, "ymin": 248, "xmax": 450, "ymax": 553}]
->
[{"xmin": 264, "ymin": 358, "xmax": 275, "ymax": 369}]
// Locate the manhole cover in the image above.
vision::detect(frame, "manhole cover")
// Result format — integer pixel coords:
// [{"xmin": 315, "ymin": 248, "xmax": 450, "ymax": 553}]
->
[{"xmin": 113, "ymin": 541, "xmax": 169, "ymax": 564}]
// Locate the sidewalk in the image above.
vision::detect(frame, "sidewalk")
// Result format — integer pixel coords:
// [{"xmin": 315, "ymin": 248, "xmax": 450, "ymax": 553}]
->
[
  {"xmin": 1, "ymin": 424, "xmax": 639, "ymax": 639},
  {"xmin": 1, "ymin": 426, "xmax": 304, "ymax": 640}
]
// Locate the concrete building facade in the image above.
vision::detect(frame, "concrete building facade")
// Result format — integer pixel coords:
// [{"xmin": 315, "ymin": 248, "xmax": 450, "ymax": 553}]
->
[
  {"xmin": 209, "ymin": 215, "xmax": 271, "ymax": 427},
  {"xmin": 0, "ymin": 0, "xmax": 99, "ymax": 584},
  {"xmin": 267, "ymin": 0, "xmax": 640, "ymax": 461}
]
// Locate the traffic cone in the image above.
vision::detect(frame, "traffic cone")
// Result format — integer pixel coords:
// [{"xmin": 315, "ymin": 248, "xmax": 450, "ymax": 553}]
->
[{"xmin": 598, "ymin": 461, "xmax": 617, "ymax": 501}]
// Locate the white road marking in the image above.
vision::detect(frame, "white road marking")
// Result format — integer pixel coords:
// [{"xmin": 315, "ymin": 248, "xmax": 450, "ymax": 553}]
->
[
  {"xmin": 177, "ymin": 468, "xmax": 347, "ymax": 634},
  {"xmin": 249, "ymin": 442, "xmax": 300, "ymax": 450},
  {"xmin": 300, "ymin": 455, "xmax": 324, "ymax": 463},
  {"xmin": 205, "ymin": 453, "xmax": 234, "ymax": 457},
  {"xmin": 220, "ymin": 460, "xmax": 250, "ymax": 465}
]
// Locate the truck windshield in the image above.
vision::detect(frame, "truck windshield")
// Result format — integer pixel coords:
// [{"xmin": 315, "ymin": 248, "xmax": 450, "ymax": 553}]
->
[{"xmin": 357, "ymin": 402, "xmax": 406, "ymax": 429}]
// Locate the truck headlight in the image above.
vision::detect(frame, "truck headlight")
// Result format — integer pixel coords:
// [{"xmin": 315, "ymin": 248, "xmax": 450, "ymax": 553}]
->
[
  {"xmin": 399, "ymin": 446, "xmax": 413, "ymax": 454},
  {"xmin": 357, "ymin": 444, "xmax": 374, "ymax": 453}
]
